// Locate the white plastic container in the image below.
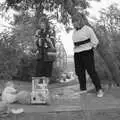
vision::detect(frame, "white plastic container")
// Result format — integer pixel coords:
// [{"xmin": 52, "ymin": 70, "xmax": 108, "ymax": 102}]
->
[{"xmin": 31, "ymin": 77, "xmax": 49, "ymax": 104}]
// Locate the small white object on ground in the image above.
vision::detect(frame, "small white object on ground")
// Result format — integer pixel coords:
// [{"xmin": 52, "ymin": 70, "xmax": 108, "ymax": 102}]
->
[{"xmin": 10, "ymin": 108, "xmax": 24, "ymax": 114}]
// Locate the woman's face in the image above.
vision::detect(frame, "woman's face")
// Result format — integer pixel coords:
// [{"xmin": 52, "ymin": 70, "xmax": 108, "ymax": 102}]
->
[
  {"xmin": 39, "ymin": 21, "xmax": 46, "ymax": 29},
  {"xmin": 73, "ymin": 18, "xmax": 85, "ymax": 30},
  {"xmin": 73, "ymin": 21, "xmax": 79, "ymax": 29}
]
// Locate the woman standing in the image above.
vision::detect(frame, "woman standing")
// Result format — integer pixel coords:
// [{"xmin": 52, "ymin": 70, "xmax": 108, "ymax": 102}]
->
[
  {"xmin": 35, "ymin": 15, "xmax": 56, "ymax": 83},
  {"xmin": 72, "ymin": 15, "xmax": 104, "ymax": 97}
]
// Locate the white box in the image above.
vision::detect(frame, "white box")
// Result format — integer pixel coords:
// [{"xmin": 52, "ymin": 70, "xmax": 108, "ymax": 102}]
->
[
  {"xmin": 31, "ymin": 90, "xmax": 49, "ymax": 104},
  {"xmin": 31, "ymin": 77, "xmax": 49, "ymax": 104}
]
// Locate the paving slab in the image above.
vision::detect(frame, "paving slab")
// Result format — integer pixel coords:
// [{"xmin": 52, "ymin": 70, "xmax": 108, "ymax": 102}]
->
[{"xmin": 2, "ymin": 109, "xmax": 120, "ymax": 120}]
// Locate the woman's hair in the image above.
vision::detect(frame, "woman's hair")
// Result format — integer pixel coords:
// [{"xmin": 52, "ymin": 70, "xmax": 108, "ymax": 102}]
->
[
  {"xmin": 35, "ymin": 14, "xmax": 56, "ymax": 48},
  {"xmin": 72, "ymin": 13, "xmax": 91, "ymax": 27},
  {"xmin": 38, "ymin": 14, "xmax": 50, "ymax": 31},
  {"xmin": 72, "ymin": 13, "xmax": 82, "ymax": 23}
]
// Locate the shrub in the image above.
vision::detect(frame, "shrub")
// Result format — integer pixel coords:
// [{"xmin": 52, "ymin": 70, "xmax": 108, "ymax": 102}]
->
[
  {"xmin": 0, "ymin": 33, "xmax": 21, "ymax": 80},
  {"xmin": 16, "ymin": 54, "xmax": 36, "ymax": 82}
]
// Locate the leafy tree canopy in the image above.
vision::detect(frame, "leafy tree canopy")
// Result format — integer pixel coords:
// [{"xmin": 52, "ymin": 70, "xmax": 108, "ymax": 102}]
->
[{"xmin": 3, "ymin": 0, "xmax": 101, "ymax": 26}]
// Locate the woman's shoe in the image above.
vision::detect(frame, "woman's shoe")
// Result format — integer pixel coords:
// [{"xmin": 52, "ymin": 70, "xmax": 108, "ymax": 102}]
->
[{"xmin": 97, "ymin": 89, "xmax": 104, "ymax": 97}]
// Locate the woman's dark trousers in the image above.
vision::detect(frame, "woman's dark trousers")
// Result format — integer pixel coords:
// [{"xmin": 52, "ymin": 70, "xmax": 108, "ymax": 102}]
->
[{"xmin": 74, "ymin": 49, "xmax": 102, "ymax": 92}]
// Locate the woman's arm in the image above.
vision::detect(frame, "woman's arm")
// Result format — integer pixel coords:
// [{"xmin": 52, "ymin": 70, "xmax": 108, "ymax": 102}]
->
[
  {"xmin": 89, "ymin": 27, "xmax": 99, "ymax": 48},
  {"xmin": 45, "ymin": 37, "xmax": 55, "ymax": 48}
]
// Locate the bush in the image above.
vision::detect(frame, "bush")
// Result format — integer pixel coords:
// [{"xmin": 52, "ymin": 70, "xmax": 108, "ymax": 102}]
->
[
  {"xmin": 16, "ymin": 54, "xmax": 36, "ymax": 82},
  {"xmin": 0, "ymin": 33, "xmax": 21, "ymax": 80}
]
